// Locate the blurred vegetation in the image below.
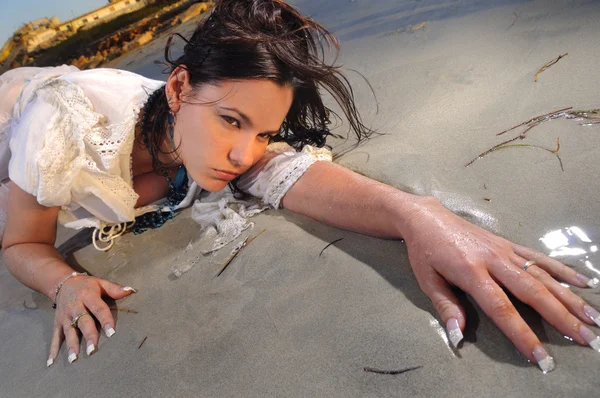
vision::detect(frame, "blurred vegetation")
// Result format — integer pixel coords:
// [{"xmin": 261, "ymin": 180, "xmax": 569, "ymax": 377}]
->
[{"xmin": 31, "ymin": 0, "xmax": 186, "ymax": 66}]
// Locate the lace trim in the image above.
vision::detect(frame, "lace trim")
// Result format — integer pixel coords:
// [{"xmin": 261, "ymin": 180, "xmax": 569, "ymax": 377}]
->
[
  {"xmin": 263, "ymin": 146, "xmax": 332, "ymax": 209},
  {"xmin": 263, "ymin": 156, "xmax": 318, "ymax": 208}
]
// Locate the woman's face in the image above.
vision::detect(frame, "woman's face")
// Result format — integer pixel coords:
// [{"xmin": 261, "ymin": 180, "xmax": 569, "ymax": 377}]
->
[{"xmin": 170, "ymin": 78, "xmax": 294, "ymax": 192}]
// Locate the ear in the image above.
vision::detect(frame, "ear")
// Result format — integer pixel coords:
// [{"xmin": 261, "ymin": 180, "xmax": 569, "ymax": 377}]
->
[{"xmin": 165, "ymin": 65, "xmax": 192, "ymax": 114}]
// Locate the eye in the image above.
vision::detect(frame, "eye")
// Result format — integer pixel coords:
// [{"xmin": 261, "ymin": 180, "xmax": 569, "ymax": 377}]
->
[
  {"xmin": 221, "ymin": 115, "xmax": 240, "ymax": 128},
  {"xmin": 258, "ymin": 132, "xmax": 278, "ymax": 141}
]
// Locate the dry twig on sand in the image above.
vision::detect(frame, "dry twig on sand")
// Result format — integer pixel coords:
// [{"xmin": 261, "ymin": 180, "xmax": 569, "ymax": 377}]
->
[
  {"xmin": 534, "ymin": 53, "xmax": 568, "ymax": 82},
  {"xmin": 138, "ymin": 337, "xmax": 148, "ymax": 349},
  {"xmin": 215, "ymin": 229, "xmax": 266, "ymax": 277},
  {"xmin": 363, "ymin": 366, "xmax": 422, "ymax": 375},
  {"xmin": 110, "ymin": 307, "xmax": 139, "ymax": 314},
  {"xmin": 319, "ymin": 238, "xmax": 344, "ymax": 256}
]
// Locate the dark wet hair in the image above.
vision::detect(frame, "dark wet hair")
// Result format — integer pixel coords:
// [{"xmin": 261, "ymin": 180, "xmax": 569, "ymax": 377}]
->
[{"xmin": 139, "ymin": 0, "xmax": 373, "ymax": 174}]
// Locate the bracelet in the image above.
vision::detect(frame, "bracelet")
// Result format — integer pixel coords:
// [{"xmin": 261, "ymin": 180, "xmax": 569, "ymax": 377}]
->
[{"xmin": 52, "ymin": 272, "xmax": 88, "ymax": 309}]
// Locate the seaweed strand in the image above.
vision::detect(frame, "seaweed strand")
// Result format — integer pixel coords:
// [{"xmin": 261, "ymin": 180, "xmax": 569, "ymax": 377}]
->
[{"xmin": 496, "ymin": 107, "xmax": 572, "ymax": 136}]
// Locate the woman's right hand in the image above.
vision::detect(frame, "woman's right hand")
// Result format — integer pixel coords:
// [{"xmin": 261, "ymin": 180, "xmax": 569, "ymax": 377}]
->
[{"xmin": 48, "ymin": 274, "xmax": 136, "ymax": 366}]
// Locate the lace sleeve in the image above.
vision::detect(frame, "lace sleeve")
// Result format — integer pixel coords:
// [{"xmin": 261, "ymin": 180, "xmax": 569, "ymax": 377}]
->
[{"xmin": 237, "ymin": 142, "xmax": 332, "ymax": 208}]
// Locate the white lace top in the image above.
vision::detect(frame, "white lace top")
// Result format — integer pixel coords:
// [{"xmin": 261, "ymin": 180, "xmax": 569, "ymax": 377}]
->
[{"xmin": 0, "ymin": 66, "xmax": 332, "ymax": 249}]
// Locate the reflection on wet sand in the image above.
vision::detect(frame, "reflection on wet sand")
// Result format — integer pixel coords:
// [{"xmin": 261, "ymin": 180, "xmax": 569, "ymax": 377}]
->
[{"xmin": 540, "ymin": 226, "xmax": 599, "ymax": 276}]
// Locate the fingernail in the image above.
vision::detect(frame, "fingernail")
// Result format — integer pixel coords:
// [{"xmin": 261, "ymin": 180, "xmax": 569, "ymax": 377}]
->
[
  {"xmin": 86, "ymin": 340, "xmax": 96, "ymax": 356},
  {"xmin": 46, "ymin": 356, "xmax": 54, "ymax": 367},
  {"xmin": 583, "ymin": 305, "xmax": 600, "ymax": 327},
  {"xmin": 104, "ymin": 325, "xmax": 116, "ymax": 338},
  {"xmin": 577, "ymin": 274, "xmax": 599, "ymax": 288},
  {"xmin": 532, "ymin": 345, "xmax": 555, "ymax": 374},
  {"xmin": 122, "ymin": 286, "xmax": 138, "ymax": 293},
  {"xmin": 579, "ymin": 325, "xmax": 600, "ymax": 352},
  {"xmin": 68, "ymin": 349, "xmax": 77, "ymax": 364},
  {"xmin": 446, "ymin": 318, "xmax": 463, "ymax": 347}
]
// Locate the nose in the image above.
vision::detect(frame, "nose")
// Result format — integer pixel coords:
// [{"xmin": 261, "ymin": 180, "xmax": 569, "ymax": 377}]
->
[{"xmin": 228, "ymin": 136, "xmax": 256, "ymax": 169}]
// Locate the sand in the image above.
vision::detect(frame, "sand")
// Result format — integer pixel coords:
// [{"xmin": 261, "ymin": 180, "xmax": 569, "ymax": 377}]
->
[{"xmin": 1, "ymin": 0, "xmax": 599, "ymax": 396}]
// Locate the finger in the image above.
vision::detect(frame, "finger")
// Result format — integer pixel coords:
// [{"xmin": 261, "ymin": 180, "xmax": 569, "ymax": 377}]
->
[
  {"xmin": 465, "ymin": 274, "xmax": 547, "ymax": 363},
  {"xmin": 417, "ymin": 270, "xmax": 466, "ymax": 347},
  {"xmin": 519, "ymin": 259, "xmax": 600, "ymax": 328},
  {"xmin": 76, "ymin": 313, "xmax": 99, "ymax": 356},
  {"xmin": 513, "ymin": 243, "xmax": 598, "ymax": 288},
  {"xmin": 491, "ymin": 260, "xmax": 587, "ymax": 346},
  {"xmin": 47, "ymin": 323, "xmax": 64, "ymax": 367},
  {"xmin": 83, "ymin": 295, "xmax": 116, "ymax": 338},
  {"xmin": 63, "ymin": 322, "xmax": 80, "ymax": 364},
  {"xmin": 97, "ymin": 279, "xmax": 137, "ymax": 300}
]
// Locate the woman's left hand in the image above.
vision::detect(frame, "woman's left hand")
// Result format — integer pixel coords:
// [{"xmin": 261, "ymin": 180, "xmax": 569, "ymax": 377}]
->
[{"xmin": 402, "ymin": 197, "xmax": 600, "ymax": 371}]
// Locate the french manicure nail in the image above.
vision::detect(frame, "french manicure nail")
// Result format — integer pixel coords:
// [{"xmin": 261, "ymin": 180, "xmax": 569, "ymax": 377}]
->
[
  {"xmin": 583, "ymin": 305, "xmax": 600, "ymax": 328},
  {"xmin": 532, "ymin": 345, "xmax": 555, "ymax": 374},
  {"xmin": 579, "ymin": 325, "xmax": 600, "ymax": 352},
  {"xmin": 577, "ymin": 274, "xmax": 599, "ymax": 288},
  {"xmin": 446, "ymin": 318, "xmax": 463, "ymax": 348},
  {"xmin": 104, "ymin": 325, "xmax": 116, "ymax": 338},
  {"xmin": 68, "ymin": 349, "xmax": 77, "ymax": 364},
  {"xmin": 46, "ymin": 356, "xmax": 54, "ymax": 367},
  {"xmin": 122, "ymin": 286, "xmax": 138, "ymax": 293},
  {"xmin": 86, "ymin": 340, "xmax": 96, "ymax": 356}
]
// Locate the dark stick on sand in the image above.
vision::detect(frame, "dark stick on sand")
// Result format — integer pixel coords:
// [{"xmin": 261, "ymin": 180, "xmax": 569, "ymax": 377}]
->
[
  {"xmin": 363, "ymin": 365, "xmax": 423, "ymax": 375},
  {"xmin": 319, "ymin": 238, "xmax": 344, "ymax": 256},
  {"xmin": 138, "ymin": 337, "xmax": 148, "ymax": 349}
]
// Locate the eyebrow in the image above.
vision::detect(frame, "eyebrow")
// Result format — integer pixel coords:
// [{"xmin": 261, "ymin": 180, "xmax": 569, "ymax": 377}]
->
[{"xmin": 220, "ymin": 106, "xmax": 281, "ymax": 136}]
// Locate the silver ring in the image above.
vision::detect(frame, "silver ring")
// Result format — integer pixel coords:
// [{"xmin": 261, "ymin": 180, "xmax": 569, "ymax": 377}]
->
[
  {"xmin": 70, "ymin": 313, "xmax": 90, "ymax": 328},
  {"xmin": 522, "ymin": 260, "xmax": 537, "ymax": 271}
]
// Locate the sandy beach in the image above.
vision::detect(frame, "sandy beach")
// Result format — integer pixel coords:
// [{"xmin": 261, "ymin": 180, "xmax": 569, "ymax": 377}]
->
[{"xmin": 1, "ymin": 0, "xmax": 599, "ymax": 396}]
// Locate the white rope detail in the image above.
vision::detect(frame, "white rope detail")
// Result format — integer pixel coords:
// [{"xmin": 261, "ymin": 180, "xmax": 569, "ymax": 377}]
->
[{"xmin": 92, "ymin": 222, "xmax": 132, "ymax": 251}]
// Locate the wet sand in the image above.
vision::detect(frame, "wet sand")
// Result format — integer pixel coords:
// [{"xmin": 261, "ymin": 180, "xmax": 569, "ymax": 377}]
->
[{"xmin": 1, "ymin": 1, "xmax": 599, "ymax": 396}]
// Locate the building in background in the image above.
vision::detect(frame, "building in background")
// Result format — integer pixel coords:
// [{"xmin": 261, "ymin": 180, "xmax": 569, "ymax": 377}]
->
[{"xmin": 57, "ymin": 0, "xmax": 153, "ymax": 34}]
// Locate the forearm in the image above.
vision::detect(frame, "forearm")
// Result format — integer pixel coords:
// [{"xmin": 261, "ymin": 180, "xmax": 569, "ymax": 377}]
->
[
  {"xmin": 3, "ymin": 243, "xmax": 76, "ymax": 299},
  {"xmin": 281, "ymin": 162, "xmax": 435, "ymax": 239}
]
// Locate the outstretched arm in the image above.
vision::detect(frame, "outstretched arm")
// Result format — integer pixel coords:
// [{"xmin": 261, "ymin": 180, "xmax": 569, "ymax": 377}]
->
[
  {"xmin": 282, "ymin": 161, "xmax": 600, "ymax": 372},
  {"xmin": 282, "ymin": 161, "xmax": 424, "ymax": 239}
]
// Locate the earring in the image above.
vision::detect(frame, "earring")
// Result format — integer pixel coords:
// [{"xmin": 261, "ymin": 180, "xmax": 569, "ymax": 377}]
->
[{"xmin": 167, "ymin": 110, "xmax": 177, "ymax": 150}]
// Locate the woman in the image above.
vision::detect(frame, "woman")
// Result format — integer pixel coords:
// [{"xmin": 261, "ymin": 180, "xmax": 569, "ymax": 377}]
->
[{"xmin": 1, "ymin": 0, "xmax": 598, "ymax": 372}]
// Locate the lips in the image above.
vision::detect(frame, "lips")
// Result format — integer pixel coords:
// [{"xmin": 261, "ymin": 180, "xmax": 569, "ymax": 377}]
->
[{"xmin": 214, "ymin": 169, "xmax": 240, "ymax": 181}]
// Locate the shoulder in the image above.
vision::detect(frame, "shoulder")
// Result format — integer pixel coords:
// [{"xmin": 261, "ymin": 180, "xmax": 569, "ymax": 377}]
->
[
  {"xmin": 13, "ymin": 67, "xmax": 164, "ymax": 123},
  {"xmin": 56, "ymin": 68, "xmax": 164, "ymax": 122}
]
